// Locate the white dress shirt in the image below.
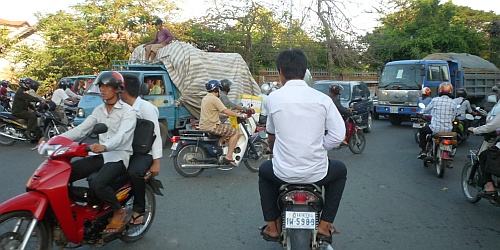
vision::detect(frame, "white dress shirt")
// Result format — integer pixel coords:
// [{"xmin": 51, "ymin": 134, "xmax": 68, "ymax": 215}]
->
[
  {"xmin": 61, "ymin": 100, "xmax": 136, "ymax": 167},
  {"xmin": 52, "ymin": 89, "xmax": 69, "ymax": 106},
  {"xmin": 131, "ymin": 97, "xmax": 163, "ymax": 159},
  {"xmin": 266, "ymin": 80, "xmax": 345, "ymax": 183}
]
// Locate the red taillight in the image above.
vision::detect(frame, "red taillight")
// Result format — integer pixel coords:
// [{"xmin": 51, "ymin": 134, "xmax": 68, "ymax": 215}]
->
[
  {"xmin": 442, "ymin": 139, "xmax": 452, "ymax": 145},
  {"xmin": 292, "ymin": 191, "xmax": 308, "ymax": 203},
  {"xmin": 171, "ymin": 136, "xmax": 180, "ymax": 143}
]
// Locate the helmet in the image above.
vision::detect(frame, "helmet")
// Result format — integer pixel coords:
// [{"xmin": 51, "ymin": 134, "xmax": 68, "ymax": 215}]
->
[
  {"xmin": 1, "ymin": 80, "xmax": 9, "ymax": 86},
  {"xmin": 205, "ymin": 80, "xmax": 220, "ymax": 92},
  {"xmin": 438, "ymin": 82, "xmax": 453, "ymax": 96},
  {"xmin": 30, "ymin": 80, "xmax": 41, "ymax": 93},
  {"xmin": 58, "ymin": 79, "xmax": 68, "ymax": 90},
  {"xmin": 456, "ymin": 88, "xmax": 467, "ymax": 98},
  {"xmin": 19, "ymin": 78, "xmax": 31, "ymax": 89},
  {"xmin": 261, "ymin": 82, "xmax": 272, "ymax": 95},
  {"xmin": 421, "ymin": 87, "xmax": 431, "ymax": 96},
  {"xmin": 329, "ymin": 84, "xmax": 343, "ymax": 95},
  {"xmin": 220, "ymin": 79, "xmax": 233, "ymax": 92},
  {"xmin": 95, "ymin": 71, "xmax": 125, "ymax": 89},
  {"xmin": 493, "ymin": 86, "xmax": 498, "ymax": 92}
]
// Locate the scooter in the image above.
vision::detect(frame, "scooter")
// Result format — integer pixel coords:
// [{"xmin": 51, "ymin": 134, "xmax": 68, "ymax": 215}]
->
[
  {"xmin": 461, "ymin": 131, "xmax": 500, "ymax": 206},
  {"xmin": 334, "ymin": 115, "xmax": 366, "ymax": 154},
  {"xmin": 0, "ymin": 103, "xmax": 67, "ymax": 146},
  {"xmin": 170, "ymin": 114, "xmax": 270, "ymax": 177},
  {"xmin": 0, "ymin": 123, "xmax": 164, "ymax": 249}
]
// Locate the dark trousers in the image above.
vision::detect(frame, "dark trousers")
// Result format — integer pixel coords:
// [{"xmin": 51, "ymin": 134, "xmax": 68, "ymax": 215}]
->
[
  {"xmin": 259, "ymin": 159, "xmax": 347, "ymax": 222},
  {"xmin": 70, "ymin": 155, "xmax": 126, "ymax": 210},
  {"xmin": 419, "ymin": 125, "xmax": 433, "ymax": 151},
  {"xmin": 127, "ymin": 154, "xmax": 153, "ymax": 213},
  {"xmin": 13, "ymin": 110, "xmax": 37, "ymax": 132}
]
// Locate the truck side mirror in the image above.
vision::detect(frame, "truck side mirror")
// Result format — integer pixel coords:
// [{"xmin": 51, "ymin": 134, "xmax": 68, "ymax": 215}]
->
[
  {"xmin": 140, "ymin": 83, "xmax": 150, "ymax": 96},
  {"xmin": 420, "ymin": 65, "xmax": 426, "ymax": 76}
]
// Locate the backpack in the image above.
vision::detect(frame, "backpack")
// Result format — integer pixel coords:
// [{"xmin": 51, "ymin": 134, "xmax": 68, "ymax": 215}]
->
[
  {"xmin": 132, "ymin": 118, "xmax": 156, "ymax": 155},
  {"xmin": 46, "ymin": 100, "xmax": 56, "ymax": 111}
]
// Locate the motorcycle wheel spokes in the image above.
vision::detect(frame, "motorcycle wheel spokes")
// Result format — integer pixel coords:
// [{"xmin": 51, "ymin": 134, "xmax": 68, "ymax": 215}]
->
[
  {"xmin": 244, "ymin": 139, "xmax": 269, "ymax": 172},
  {"xmin": 461, "ymin": 162, "xmax": 481, "ymax": 203},
  {"xmin": 44, "ymin": 124, "xmax": 68, "ymax": 141},
  {"xmin": 434, "ymin": 149, "xmax": 445, "ymax": 178},
  {"xmin": 173, "ymin": 144, "xmax": 205, "ymax": 177},
  {"xmin": 0, "ymin": 211, "xmax": 50, "ymax": 250},
  {"xmin": 0, "ymin": 123, "xmax": 16, "ymax": 146},
  {"xmin": 348, "ymin": 130, "xmax": 365, "ymax": 154},
  {"xmin": 121, "ymin": 186, "xmax": 156, "ymax": 242}
]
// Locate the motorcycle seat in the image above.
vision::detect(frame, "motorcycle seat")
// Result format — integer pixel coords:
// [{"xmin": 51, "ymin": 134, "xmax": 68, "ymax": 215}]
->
[
  {"xmin": 179, "ymin": 129, "xmax": 220, "ymax": 140},
  {"xmin": 433, "ymin": 131, "xmax": 457, "ymax": 138},
  {"xmin": 0, "ymin": 112, "xmax": 26, "ymax": 124}
]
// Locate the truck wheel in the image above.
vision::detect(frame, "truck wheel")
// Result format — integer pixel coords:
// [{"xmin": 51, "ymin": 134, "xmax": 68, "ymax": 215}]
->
[
  {"xmin": 373, "ymin": 112, "xmax": 379, "ymax": 120},
  {"xmin": 389, "ymin": 115, "xmax": 403, "ymax": 125}
]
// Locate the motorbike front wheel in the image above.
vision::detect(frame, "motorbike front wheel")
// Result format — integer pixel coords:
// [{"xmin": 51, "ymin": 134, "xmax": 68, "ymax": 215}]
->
[
  {"xmin": 348, "ymin": 130, "xmax": 366, "ymax": 154},
  {"xmin": 121, "ymin": 185, "xmax": 157, "ymax": 242},
  {"xmin": 0, "ymin": 211, "xmax": 51, "ymax": 250},
  {"xmin": 244, "ymin": 139, "xmax": 269, "ymax": 172},
  {"xmin": 44, "ymin": 123, "xmax": 68, "ymax": 140},
  {"xmin": 461, "ymin": 162, "xmax": 481, "ymax": 203},
  {"xmin": 434, "ymin": 148, "xmax": 446, "ymax": 178},
  {"xmin": 173, "ymin": 144, "xmax": 206, "ymax": 177},
  {"xmin": 0, "ymin": 122, "xmax": 16, "ymax": 146}
]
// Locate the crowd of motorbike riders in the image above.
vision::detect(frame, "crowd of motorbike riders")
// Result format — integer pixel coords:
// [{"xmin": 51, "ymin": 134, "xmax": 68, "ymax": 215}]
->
[
  {"xmin": 0, "ymin": 77, "xmax": 81, "ymax": 140},
  {"xmin": 416, "ymin": 81, "xmax": 500, "ymax": 195}
]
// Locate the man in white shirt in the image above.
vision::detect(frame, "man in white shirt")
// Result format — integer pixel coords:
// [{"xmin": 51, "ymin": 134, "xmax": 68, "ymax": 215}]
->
[
  {"xmin": 259, "ymin": 49, "xmax": 347, "ymax": 244},
  {"xmin": 52, "ymin": 81, "xmax": 79, "ymax": 125},
  {"xmin": 121, "ymin": 73, "xmax": 162, "ymax": 225},
  {"xmin": 60, "ymin": 71, "xmax": 136, "ymax": 235}
]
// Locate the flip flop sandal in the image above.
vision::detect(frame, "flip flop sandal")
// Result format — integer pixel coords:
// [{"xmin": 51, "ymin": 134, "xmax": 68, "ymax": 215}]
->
[
  {"xmin": 222, "ymin": 157, "xmax": 237, "ymax": 167},
  {"xmin": 129, "ymin": 213, "xmax": 145, "ymax": 225},
  {"xmin": 101, "ymin": 217, "xmax": 127, "ymax": 235},
  {"xmin": 317, "ymin": 232, "xmax": 333, "ymax": 244},
  {"xmin": 259, "ymin": 225, "xmax": 280, "ymax": 242}
]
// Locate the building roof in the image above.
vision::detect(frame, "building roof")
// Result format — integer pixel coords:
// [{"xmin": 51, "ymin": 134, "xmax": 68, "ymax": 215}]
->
[{"xmin": 0, "ymin": 18, "xmax": 30, "ymax": 28}]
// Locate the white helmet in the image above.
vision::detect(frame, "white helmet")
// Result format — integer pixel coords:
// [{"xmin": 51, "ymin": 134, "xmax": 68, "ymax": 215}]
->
[{"xmin": 261, "ymin": 82, "xmax": 272, "ymax": 95}]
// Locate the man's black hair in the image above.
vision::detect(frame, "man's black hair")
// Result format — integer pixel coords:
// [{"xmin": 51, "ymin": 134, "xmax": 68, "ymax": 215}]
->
[
  {"xmin": 275, "ymin": 49, "xmax": 307, "ymax": 81},
  {"xmin": 122, "ymin": 73, "xmax": 140, "ymax": 98}
]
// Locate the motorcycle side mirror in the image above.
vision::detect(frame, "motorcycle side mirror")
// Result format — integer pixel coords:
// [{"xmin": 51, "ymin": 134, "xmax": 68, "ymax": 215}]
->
[
  {"xmin": 352, "ymin": 96, "xmax": 362, "ymax": 102},
  {"xmin": 92, "ymin": 123, "xmax": 108, "ymax": 135},
  {"xmin": 487, "ymin": 95, "xmax": 497, "ymax": 103},
  {"xmin": 140, "ymin": 83, "xmax": 150, "ymax": 96},
  {"xmin": 418, "ymin": 103, "xmax": 426, "ymax": 109}
]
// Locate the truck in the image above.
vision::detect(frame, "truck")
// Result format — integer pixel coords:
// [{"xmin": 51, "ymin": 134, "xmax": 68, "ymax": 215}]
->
[
  {"xmin": 375, "ymin": 53, "xmax": 500, "ymax": 125},
  {"xmin": 74, "ymin": 41, "xmax": 261, "ymax": 146}
]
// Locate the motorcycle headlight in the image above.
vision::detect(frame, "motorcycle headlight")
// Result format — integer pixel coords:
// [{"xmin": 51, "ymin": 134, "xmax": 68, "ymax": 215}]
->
[
  {"xmin": 38, "ymin": 141, "xmax": 63, "ymax": 156},
  {"xmin": 77, "ymin": 108, "xmax": 85, "ymax": 118}
]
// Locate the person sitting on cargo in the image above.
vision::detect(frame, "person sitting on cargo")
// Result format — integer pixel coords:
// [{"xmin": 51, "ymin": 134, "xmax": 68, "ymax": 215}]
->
[
  {"xmin": 417, "ymin": 87, "xmax": 432, "ymax": 108},
  {"xmin": 142, "ymin": 18, "xmax": 175, "ymax": 61},
  {"xmin": 328, "ymin": 84, "xmax": 351, "ymax": 120},
  {"xmin": 147, "ymin": 79, "xmax": 162, "ymax": 95},
  {"xmin": 199, "ymin": 80, "xmax": 246, "ymax": 167},
  {"xmin": 219, "ymin": 79, "xmax": 255, "ymax": 115},
  {"xmin": 418, "ymin": 82, "xmax": 456, "ymax": 159}
]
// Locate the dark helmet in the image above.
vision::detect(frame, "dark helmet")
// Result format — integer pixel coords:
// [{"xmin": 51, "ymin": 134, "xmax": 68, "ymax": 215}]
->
[
  {"xmin": 58, "ymin": 79, "xmax": 68, "ymax": 89},
  {"xmin": 261, "ymin": 82, "xmax": 272, "ymax": 95},
  {"xmin": 152, "ymin": 18, "xmax": 162, "ymax": 25},
  {"xmin": 220, "ymin": 79, "xmax": 233, "ymax": 92},
  {"xmin": 205, "ymin": 80, "xmax": 221, "ymax": 92},
  {"xmin": 456, "ymin": 88, "xmax": 467, "ymax": 98},
  {"xmin": 438, "ymin": 82, "xmax": 453, "ymax": 97},
  {"xmin": 19, "ymin": 78, "xmax": 31, "ymax": 89},
  {"xmin": 30, "ymin": 80, "xmax": 41, "ymax": 92},
  {"xmin": 1, "ymin": 80, "xmax": 9, "ymax": 86},
  {"xmin": 329, "ymin": 84, "xmax": 343, "ymax": 95},
  {"xmin": 95, "ymin": 71, "xmax": 125, "ymax": 89}
]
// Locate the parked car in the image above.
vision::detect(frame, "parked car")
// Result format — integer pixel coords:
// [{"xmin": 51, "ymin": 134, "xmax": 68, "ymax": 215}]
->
[{"xmin": 312, "ymin": 80, "xmax": 374, "ymax": 133}]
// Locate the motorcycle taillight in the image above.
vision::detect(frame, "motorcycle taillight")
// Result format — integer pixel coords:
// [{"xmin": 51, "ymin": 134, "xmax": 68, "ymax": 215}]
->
[
  {"xmin": 284, "ymin": 190, "xmax": 319, "ymax": 204},
  {"xmin": 442, "ymin": 139, "xmax": 452, "ymax": 145},
  {"xmin": 171, "ymin": 136, "xmax": 180, "ymax": 143},
  {"xmin": 293, "ymin": 191, "xmax": 307, "ymax": 203}
]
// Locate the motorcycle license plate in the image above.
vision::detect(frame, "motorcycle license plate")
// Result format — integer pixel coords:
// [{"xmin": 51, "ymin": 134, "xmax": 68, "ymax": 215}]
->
[
  {"xmin": 171, "ymin": 142, "xmax": 178, "ymax": 150},
  {"xmin": 439, "ymin": 144, "xmax": 452, "ymax": 151},
  {"xmin": 390, "ymin": 107, "xmax": 398, "ymax": 114},
  {"xmin": 285, "ymin": 211, "xmax": 316, "ymax": 229},
  {"xmin": 412, "ymin": 123, "xmax": 423, "ymax": 128}
]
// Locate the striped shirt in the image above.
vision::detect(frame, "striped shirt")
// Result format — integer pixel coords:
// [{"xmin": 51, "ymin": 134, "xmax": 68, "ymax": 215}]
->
[{"xmin": 422, "ymin": 95, "xmax": 456, "ymax": 132}]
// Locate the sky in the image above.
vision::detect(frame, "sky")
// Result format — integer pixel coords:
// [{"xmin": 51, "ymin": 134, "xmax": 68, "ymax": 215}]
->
[{"xmin": 0, "ymin": 0, "xmax": 499, "ymax": 34}]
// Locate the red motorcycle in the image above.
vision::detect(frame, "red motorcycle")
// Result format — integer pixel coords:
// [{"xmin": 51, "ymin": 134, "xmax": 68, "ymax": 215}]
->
[
  {"xmin": 335, "ymin": 115, "xmax": 366, "ymax": 154},
  {"xmin": 0, "ymin": 124, "xmax": 163, "ymax": 249}
]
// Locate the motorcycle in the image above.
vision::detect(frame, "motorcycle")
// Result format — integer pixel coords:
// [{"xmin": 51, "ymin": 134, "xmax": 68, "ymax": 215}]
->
[
  {"xmin": 64, "ymin": 100, "xmax": 78, "ymax": 129},
  {"xmin": 0, "ymin": 123, "xmax": 164, "ymax": 249},
  {"xmin": 461, "ymin": 131, "xmax": 500, "ymax": 206},
  {"xmin": 470, "ymin": 106, "xmax": 487, "ymax": 127},
  {"xmin": 170, "ymin": 114, "xmax": 270, "ymax": 177},
  {"xmin": 452, "ymin": 114, "xmax": 473, "ymax": 145},
  {"xmin": 334, "ymin": 115, "xmax": 366, "ymax": 154},
  {"xmin": 417, "ymin": 112, "xmax": 457, "ymax": 178},
  {"xmin": 411, "ymin": 114, "xmax": 430, "ymax": 144},
  {"xmin": 277, "ymin": 184, "xmax": 333, "ymax": 250},
  {"xmin": 0, "ymin": 103, "xmax": 68, "ymax": 146}
]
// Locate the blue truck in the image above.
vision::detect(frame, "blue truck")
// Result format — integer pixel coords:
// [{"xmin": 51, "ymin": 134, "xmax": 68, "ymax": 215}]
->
[
  {"xmin": 74, "ymin": 61, "xmax": 194, "ymax": 146},
  {"xmin": 375, "ymin": 53, "xmax": 500, "ymax": 125}
]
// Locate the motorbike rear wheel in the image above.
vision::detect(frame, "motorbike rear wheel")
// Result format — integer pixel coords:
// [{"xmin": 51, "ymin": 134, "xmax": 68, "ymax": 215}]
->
[
  {"xmin": 434, "ymin": 148, "xmax": 446, "ymax": 178},
  {"xmin": 121, "ymin": 185, "xmax": 157, "ymax": 242},
  {"xmin": 348, "ymin": 130, "xmax": 366, "ymax": 154},
  {"xmin": 461, "ymin": 162, "xmax": 481, "ymax": 203},
  {"xmin": 0, "ymin": 122, "xmax": 16, "ymax": 146},
  {"xmin": 244, "ymin": 139, "xmax": 269, "ymax": 172},
  {"xmin": 285, "ymin": 230, "xmax": 312, "ymax": 250},
  {"xmin": 44, "ymin": 123, "xmax": 68, "ymax": 140},
  {"xmin": 173, "ymin": 144, "xmax": 206, "ymax": 177},
  {"xmin": 0, "ymin": 211, "xmax": 51, "ymax": 250}
]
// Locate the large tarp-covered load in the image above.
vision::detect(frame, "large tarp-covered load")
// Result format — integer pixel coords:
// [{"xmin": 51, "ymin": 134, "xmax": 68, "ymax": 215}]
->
[
  {"xmin": 129, "ymin": 41, "xmax": 260, "ymax": 118},
  {"xmin": 423, "ymin": 53, "xmax": 500, "ymax": 72}
]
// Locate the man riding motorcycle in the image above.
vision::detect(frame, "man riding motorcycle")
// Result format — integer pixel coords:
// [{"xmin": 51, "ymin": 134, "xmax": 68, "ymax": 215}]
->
[
  {"xmin": 418, "ymin": 82, "xmax": 456, "ymax": 159},
  {"xmin": 0, "ymin": 80, "xmax": 10, "ymax": 110},
  {"xmin": 11, "ymin": 78, "xmax": 45, "ymax": 139},
  {"xmin": 454, "ymin": 88, "xmax": 473, "ymax": 131},
  {"xmin": 258, "ymin": 49, "xmax": 347, "ymax": 244},
  {"xmin": 328, "ymin": 84, "xmax": 351, "ymax": 120}
]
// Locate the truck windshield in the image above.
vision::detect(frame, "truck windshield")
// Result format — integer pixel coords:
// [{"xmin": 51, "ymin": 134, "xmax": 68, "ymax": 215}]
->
[{"xmin": 379, "ymin": 64, "xmax": 423, "ymax": 89}]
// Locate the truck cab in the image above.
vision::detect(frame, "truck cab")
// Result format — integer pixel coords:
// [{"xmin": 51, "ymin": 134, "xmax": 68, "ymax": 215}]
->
[{"xmin": 74, "ymin": 61, "xmax": 194, "ymax": 146}]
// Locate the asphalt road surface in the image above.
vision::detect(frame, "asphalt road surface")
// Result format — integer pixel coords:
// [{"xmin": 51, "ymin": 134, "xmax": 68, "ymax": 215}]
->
[{"xmin": 1, "ymin": 119, "xmax": 500, "ymax": 249}]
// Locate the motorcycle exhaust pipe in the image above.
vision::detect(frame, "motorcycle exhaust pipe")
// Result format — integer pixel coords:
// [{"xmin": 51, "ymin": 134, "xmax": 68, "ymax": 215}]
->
[
  {"xmin": 181, "ymin": 164, "xmax": 228, "ymax": 169},
  {"xmin": 0, "ymin": 132, "xmax": 27, "ymax": 141}
]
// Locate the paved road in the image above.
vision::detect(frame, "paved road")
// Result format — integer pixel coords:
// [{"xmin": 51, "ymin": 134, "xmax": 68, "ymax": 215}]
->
[{"xmin": 1, "ymin": 120, "xmax": 500, "ymax": 249}]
